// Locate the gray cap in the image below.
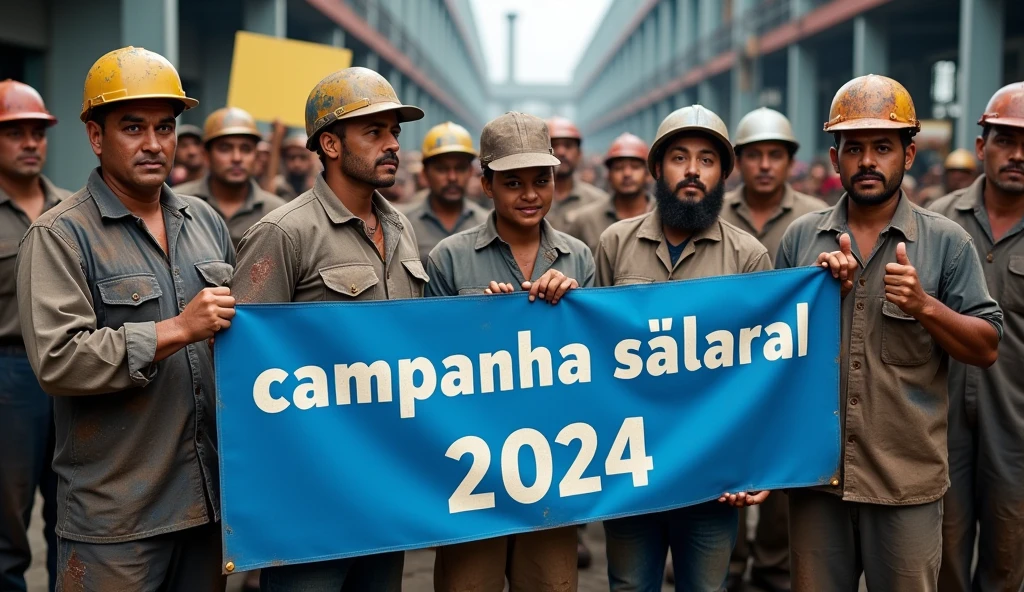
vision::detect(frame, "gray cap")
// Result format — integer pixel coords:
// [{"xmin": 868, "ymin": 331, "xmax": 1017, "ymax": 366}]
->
[
  {"xmin": 176, "ymin": 124, "xmax": 202, "ymax": 140},
  {"xmin": 479, "ymin": 112, "xmax": 561, "ymax": 172}
]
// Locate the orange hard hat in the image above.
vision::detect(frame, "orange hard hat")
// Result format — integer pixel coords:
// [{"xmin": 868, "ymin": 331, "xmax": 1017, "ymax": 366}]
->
[
  {"xmin": 978, "ymin": 82, "xmax": 1024, "ymax": 130},
  {"xmin": 823, "ymin": 75, "xmax": 920, "ymax": 134},
  {"xmin": 0, "ymin": 80, "xmax": 57, "ymax": 126},
  {"xmin": 604, "ymin": 133, "xmax": 649, "ymax": 166},
  {"xmin": 546, "ymin": 116, "xmax": 582, "ymax": 141}
]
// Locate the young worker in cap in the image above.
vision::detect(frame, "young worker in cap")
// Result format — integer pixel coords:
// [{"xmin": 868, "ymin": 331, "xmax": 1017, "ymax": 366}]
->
[
  {"xmin": 230, "ymin": 66, "xmax": 425, "ymax": 591},
  {"xmin": 596, "ymin": 104, "xmax": 772, "ymax": 592},
  {"xmin": 929, "ymin": 81, "xmax": 1024, "ymax": 592},
  {"xmin": 566, "ymin": 132, "xmax": 652, "ymax": 254},
  {"xmin": 0, "ymin": 78, "xmax": 69, "ymax": 592},
  {"xmin": 17, "ymin": 46, "xmax": 236, "ymax": 591},
  {"xmin": 425, "ymin": 111, "xmax": 594, "ymax": 592},
  {"xmin": 776, "ymin": 74, "xmax": 1002, "ymax": 592},
  {"xmin": 174, "ymin": 107, "xmax": 287, "ymax": 248},
  {"xmin": 404, "ymin": 121, "xmax": 488, "ymax": 265},
  {"xmin": 547, "ymin": 116, "xmax": 609, "ymax": 232}
]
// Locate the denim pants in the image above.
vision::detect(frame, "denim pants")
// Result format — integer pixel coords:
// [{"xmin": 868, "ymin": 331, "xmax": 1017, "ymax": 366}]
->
[
  {"xmin": 0, "ymin": 350, "xmax": 58, "ymax": 592},
  {"xmin": 604, "ymin": 500, "xmax": 739, "ymax": 592},
  {"xmin": 260, "ymin": 552, "xmax": 404, "ymax": 592}
]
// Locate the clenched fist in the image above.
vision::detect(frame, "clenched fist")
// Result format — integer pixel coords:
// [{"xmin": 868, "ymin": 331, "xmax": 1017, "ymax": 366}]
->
[{"xmin": 178, "ymin": 287, "xmax": 236, "ymax": 343}]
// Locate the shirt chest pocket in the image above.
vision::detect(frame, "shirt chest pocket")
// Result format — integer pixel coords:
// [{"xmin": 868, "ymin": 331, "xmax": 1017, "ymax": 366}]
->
[
  {"xmin": 194, "ymin": 260, "xmax": 234, "ymax": 287},
  {"xmin": 319, "ymin": 264, "xmax": 379, "ymax": 301},
  {"xmin": 1004, "ymin": 256, "xmax": 1024, "ymax": 315},
  {"xmin": 96, "ymin": 273, "xmax": 163, "ymax": 329},
  {"xmin": 880, "ymin": 300, "xmax": 933, "ymax": 366},
  {"xmin": 401, "ymin": 258, "xmax": 429, "ymax": 297},
  {"xmin": 0, "ymin": 239, "xmax": 19, "ymax": 296}
]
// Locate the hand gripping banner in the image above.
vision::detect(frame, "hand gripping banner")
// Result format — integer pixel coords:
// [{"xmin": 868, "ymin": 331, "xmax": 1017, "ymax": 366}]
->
[{"xmin": 215, "ymin": 266, "xmax": 840, "ymax": 571}]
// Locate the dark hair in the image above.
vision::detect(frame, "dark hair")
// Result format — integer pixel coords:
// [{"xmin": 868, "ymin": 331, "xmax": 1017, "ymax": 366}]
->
[
  {"xmin": 482, "ymin": 166, "xmax": 494, "ymax": 182},
  {"xmin": 87, "ymin": 104, "xmax": 113, "ymax": 128},
  {"xmin": 832, "ymin": 130, "xmax": 914, "ymax": 150}
]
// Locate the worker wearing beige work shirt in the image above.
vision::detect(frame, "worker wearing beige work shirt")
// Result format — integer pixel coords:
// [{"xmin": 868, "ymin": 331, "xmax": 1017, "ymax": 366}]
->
[
  {"xmin": 230, "ymin": 66, "xmax": 425, "ymax": 591},
  {"xmin": 597, "ymin": 104, "xmax": 772, "ymax": 592}
]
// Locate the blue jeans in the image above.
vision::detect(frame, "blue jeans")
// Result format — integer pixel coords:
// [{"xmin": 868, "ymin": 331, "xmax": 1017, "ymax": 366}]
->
[
  {"xmin": 0, "ymin": 350, "xmax": 58, "ymax": 592},
  {"xmin": 260, "ymin": 552, "xmax": 404, "ymax": 592},
  {"xmin": 604, "ymin": 501, "xmax": 738, "ymax": 592}
]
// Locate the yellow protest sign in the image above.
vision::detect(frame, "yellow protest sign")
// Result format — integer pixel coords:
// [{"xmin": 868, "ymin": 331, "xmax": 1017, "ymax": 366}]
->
[{"xmin": 227, "ymin": 31, "xmax": 353, "ymax": 128}]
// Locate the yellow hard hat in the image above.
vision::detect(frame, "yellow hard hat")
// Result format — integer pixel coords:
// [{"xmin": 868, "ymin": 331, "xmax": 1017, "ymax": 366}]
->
[
  {"xmin": 203, "ymin": 107, "xmax": 261, "ymax": 144},
  {"xmin": 304, "ymin": 67, "xmax": 423, "ymax": 151},
  {"xmin": 649, "ymin": 105, "xmax": 733, "ymax": 178},
  {"xmin": 944, "ymin": 148, "xmax": 977, "ymax": 172},
  {"xmin": 421, "ymin": 122, "xmax": 476, "ymax": 161},
  {"xmin": 80, "ymin": 47, "xmax": 197, "ymax": 122},
  {"xmin": 823, "ymin": 74, "xmax": 920, "ymax": 134}
]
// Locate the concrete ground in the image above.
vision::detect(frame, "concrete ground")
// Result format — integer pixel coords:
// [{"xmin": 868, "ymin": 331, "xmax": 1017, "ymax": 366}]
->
[{"xmin": 25, "ymin": 496, "xmax": 866, "ymax": 591}]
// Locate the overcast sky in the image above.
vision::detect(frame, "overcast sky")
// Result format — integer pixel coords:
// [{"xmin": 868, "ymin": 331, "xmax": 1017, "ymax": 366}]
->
[{"xmin": 469, "ymin": 0, "xmax": 613, "ymax": 85}]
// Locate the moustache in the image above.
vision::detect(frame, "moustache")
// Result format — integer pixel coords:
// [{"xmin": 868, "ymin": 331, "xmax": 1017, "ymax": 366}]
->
[
  {"xmin": 376, "ymin": 153, "xmax": 399, "ymax": 167},
  {"xmin": 851, "ymin": 170, "xmax": 886, "ymax": 184},
  {"xmin": 135, "ymin": 157, "xmax": 166, "ymax": 166},
  {"xmin": 1000, "ymin": 163, "xmax": 1024, "ymax": 174},
  {"xmin": 675, "ymin": 178, "xmax": 707, "ymax": 194}
]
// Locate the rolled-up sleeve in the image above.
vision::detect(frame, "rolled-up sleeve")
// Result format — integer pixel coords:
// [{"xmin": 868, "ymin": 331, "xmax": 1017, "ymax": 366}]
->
[
  {"xmin": 16, "ymin": 226, "xmax": 157, "ymax": 396},
  {"xmin": 942, "ymin": 234, "xmax": 1004, "ymax": 339}
]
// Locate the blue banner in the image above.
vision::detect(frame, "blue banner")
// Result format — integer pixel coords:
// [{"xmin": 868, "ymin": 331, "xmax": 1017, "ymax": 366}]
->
[{"xmin": 215, "ymin": 267, "xmax": 840, "ymax": 572}]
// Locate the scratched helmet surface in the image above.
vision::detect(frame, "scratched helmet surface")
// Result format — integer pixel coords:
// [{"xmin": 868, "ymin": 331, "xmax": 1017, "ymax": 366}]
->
[
  {"xmin": 823, "ymin": 74, "xmax": 920, "ymax": 134},
  {"xmin": 80, "ymin": 46, "xmax": 198, "ymax": 122},
  {"xmin": 421, "ymin": 121, "xmax": 477, "ymax": 161},
  {"xmin": 649, "ymin": 104, "xmax": 733, "ymax": 178},
  {"xmin": 604, "ymin": 132, "xmax": 649, "ymax": 167},
  {"xmin": 978, "ymin": 82, "xmax": 1024, "ymax": 130},
  {"xmin": 304, "ymin": 67, "xmax": 424, "ymax": 151},
  {"xmin": 0, "ymin": 80, "xmax": 57, "ymax": 125},
  {"xmin": 203, "ymin": 107, "xmax": 262, "ymax": 144},
  {"xmin": 733, "ymin": 107, "xmax": 799, "ymax": 153}
]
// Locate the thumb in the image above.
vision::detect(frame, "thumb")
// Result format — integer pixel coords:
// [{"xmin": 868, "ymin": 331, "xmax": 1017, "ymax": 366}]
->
[
  {"xmin": 896, "ymin": 242, "xmax": 910, "ymax": 265},
  {"xmin": 839, "ymin": 233, "xmax": 852, "ymax": 255}
]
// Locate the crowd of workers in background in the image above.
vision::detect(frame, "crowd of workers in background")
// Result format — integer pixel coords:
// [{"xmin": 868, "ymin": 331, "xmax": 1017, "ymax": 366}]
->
[{"xmin": 0, "ymin": 40, "xmax": 1022, "ymax": 592}]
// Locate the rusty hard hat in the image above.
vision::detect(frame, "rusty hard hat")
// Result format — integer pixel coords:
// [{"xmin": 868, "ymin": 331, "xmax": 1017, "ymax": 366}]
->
[
  {"xmin": 978, "ymin": 82, "xmax": 1024, "ymax": 129},
  {"xmin": 649, "ymin": 105, "xmax": 733, "ymax": 178},
  {"xmin": 421, "ymin": 121, "xmax": 477, "ymax": 161},
  {"xmin": 823, "ymin": 74, "xmax": 920, "ymax": 134},
  {"xmin": 80, "ymin": 47, "xmax": 197, "ymax": 122},
  {"xmin": 480, "ymin": 112, "xmax": 561, "ymax": 172},
  {"xmin": 304, "ymin": 67, "xmax": 423, "ymax": 151},
  {"xmin": 733, "ymin": 107, "xmax": 799, "ymax": 152},
  {"xmin": 0, "ymin": 80, "xmax": 57, "ymax": 126},
  {"xmin": 546, "ymin": 116, "xmax": 582, "ymax": 141},
  {"xmin": 944, "ymin": 148, "xmax": 978, "ymax": 172},
  {"xmin": 203, "ymin": 107, "xmax": 261, "ymax": 144},
  {"xmin": 604, "ymin": 133, "xmax": 649, "ymax": 167}
]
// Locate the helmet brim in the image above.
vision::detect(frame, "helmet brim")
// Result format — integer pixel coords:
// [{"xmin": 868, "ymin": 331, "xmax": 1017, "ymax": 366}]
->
[
  {"xmin": 306, "ymin": 102, "xmax": 425, "ymax": 150},
  {"xmin": 733, "ymin": 135, "xmax": 799, "ymax": 153},
  {"xmin": 80, "ymin": 95, "xmax": 198, "ymax": 122},
  {"xmin": 978, "ymin": 116, "xmax": 1024, "ymax": 129},
  {"xmin": 648, "ymin": 127, "xmax": 735, "ymax": 179},
  {"xmin": 0, "ymin": 112, "xmax": 57, "ymax": 126},
  {"xmin": 485, "ymin": 152, "xmax": 561, "ymax": 172},
  {"xmin": 423, "ymin": 145, "xmax": 478, "ymax": 162},
  {"xmin": 204, "ymin": 128, "xmax": 263, "ymax": 145},
  {"xmin": 824, "ymin": 118, "xmax": 919, "ymax": 132}
]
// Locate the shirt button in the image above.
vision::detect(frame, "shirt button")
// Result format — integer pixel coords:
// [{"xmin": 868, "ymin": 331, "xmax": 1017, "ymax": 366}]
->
[
  {"xmin": 858, "ymin": 278, "xmax": 866, "ymax": 287},
  {"xmin": 855, "ymin": 302, "xmax": 864, "ymax": 311},
  {"xmin": 852, "ymin": 361, "xmax": 861, "ymax": 370},
  {"xmin": 850, "ymin": 397, "xmax": 859, "ymax": 406},
  {"xmin": 173, "ymin": 267, "xmax": 180, "ymax": 276},
  {"xmin": 986, "ymin": 253, "xmax": 994, "ymax": 263},
  {"xmin": 131, "ymin": 293, "xmax": 140, "ymax": 302},
  {"xmin": 350, "ymin": 285, "xmax": 357, "ymax": 294},
  {"xmin": 830, "ymin": 478, "xmax": 840, "ymax": 486},
  {"xmin": 848, "ymin": 436, "xmax": 855, "ymax": 444},
  {"xmin": 195, "ymin": 386, "xmax": 201, "ymax": 396},
  {"xmin": 179, "ymin": 298, "xmax": 186, "ymax": 309}
]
